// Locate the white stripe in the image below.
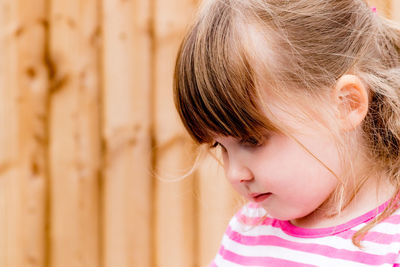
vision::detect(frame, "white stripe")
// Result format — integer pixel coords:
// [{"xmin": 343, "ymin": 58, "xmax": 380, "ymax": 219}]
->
[
  {"xmin": 221, "ymin": 234, "xmax": 374, "ymax": 267},
  {"xmin": 213, "ymin": 253, "xmax": 251, "ymax": 267},
  {"xmin": 229, "ymin": 216, "xmax": 400, "ymax": 256},
  {"xmin": 356, "ymin": 221, "xmax": 400, "ymax": 235},
  {"xmin": 239, "ymin": 205, "xmax": 267, "ymax": 218}
]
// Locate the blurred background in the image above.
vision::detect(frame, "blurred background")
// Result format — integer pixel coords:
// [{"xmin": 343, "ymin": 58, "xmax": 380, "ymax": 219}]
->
[{"xmin": 0, "ymin": 0, "xmax": 398, "ymax": 266}]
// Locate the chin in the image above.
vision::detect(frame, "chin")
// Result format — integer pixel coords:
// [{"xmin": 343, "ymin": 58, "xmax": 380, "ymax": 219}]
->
[
  {"xmin": 266, "ymin": 209, "xmax": 310, "ymax": 222},
  {"xmin": 266, "ymin": 212, "xmax": 294, "ymax": 221}
]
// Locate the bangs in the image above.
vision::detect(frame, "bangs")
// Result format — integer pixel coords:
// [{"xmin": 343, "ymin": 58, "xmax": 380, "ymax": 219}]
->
[{"xmin": 173, "ymin": 2, "xmax": 276, "ymax": 144}]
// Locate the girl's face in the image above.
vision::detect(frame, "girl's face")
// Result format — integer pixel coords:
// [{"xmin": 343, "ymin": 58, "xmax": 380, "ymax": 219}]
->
[{"xmin": 213, "ymin": 108, "xmax": 341, "ymax": 221}]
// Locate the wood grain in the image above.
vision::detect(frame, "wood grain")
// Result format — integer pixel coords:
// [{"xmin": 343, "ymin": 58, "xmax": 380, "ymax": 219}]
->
[
  {"xmin": 48, "ymin": 0, "xmax": 101, "ymax": 266},
  {"xmin": 102, "ymin": 0, "xmax": 152, "ymax": 265},
  {"xmin": 153, "ymin": 0, "xmax": 199, "ymax": 265},
  {"xmin": 0, "ymin": 0, "xmax": 48, "ymax": 266}
]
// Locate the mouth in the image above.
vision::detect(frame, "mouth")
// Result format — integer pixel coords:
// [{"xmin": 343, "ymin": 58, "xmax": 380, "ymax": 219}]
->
[{"xmin": 250, "ymin": 192, "xmax": 272, "ymax": 203}]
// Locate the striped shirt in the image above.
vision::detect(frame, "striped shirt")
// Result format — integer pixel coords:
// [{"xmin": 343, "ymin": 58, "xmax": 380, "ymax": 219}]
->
[{"xmin": 210, "ymin": 201, "xmax": 400, "ymax": 266}]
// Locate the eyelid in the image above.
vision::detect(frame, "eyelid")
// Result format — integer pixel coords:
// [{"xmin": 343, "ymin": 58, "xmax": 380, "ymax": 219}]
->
[
  {"xmin": 210, "ymin": 133, "xmax": 269, "ymax": 150},
  {"xmin": 239, "ymin": 136, "xmax": 264, "ymax": 147}
]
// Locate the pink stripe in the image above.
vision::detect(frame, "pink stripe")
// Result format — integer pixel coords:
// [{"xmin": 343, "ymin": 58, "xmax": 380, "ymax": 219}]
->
[
  {"xmin": 336, "ymin": 229, "xmax": 400, "ymax": 244},
  {"xmin": 382, "ymin": 214, "xmax": 400, "ymax": 224},
  {"xmin": 219, "ymin": 246, "xmax": 316, "ymax": 266},
  {"xmin": 275, "ymin": 198, "xmax": 394, "ymax": 238},
  {"xmin": 208, "ymin": 262, "xmax": 217, "ymax": 267},
  {"xmin": 237, "ymin": 213, "xmax": 400, "ymax": 245},
  {"xmin": 226, "ymin": 226, "xmax": 398, "ymax": 265}
]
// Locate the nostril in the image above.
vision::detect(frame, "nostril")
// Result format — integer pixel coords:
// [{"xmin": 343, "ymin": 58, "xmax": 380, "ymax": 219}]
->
[
  {"xmin": 225, "ymin": 160, "xmax": 253, "ymax": 184},
  {"xmin": 239, "ymin": 175, "xmax": 253, "ymax": 183},
  {"xmin": 227, "ymin": 170, "xmax": 251, "ymax": 184}
]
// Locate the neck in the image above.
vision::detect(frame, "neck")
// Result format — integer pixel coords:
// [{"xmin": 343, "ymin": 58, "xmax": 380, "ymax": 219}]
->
[{"xmin": 291, "ymin": 174, "xmax": 396, "ymax": 229}]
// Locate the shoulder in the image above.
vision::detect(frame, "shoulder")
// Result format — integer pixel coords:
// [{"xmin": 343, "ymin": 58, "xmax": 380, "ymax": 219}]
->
[
  {"xmin": 367, "ymin": 206, "xmax": 400, "ymax": 237},
  {"xmin": 376, "ymin": 207, "xmax": 400, "ymax": 265}
]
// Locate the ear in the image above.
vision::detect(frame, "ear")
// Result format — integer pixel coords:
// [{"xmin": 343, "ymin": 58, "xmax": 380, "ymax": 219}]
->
[{"xmin": 333, "ymin": 74, "xmax": 369, "ymax": 131}]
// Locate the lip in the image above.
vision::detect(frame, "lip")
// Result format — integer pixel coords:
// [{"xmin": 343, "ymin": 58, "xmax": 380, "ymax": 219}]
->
[{"xmin": 250, "ymin": 192, "xmax": 272, "ymax": 203}]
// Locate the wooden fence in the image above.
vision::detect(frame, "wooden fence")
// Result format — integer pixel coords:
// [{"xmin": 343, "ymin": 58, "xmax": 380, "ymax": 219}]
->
[{"xmin": 0, "ymin": 0, "xmax": 396, "ymax": 266}]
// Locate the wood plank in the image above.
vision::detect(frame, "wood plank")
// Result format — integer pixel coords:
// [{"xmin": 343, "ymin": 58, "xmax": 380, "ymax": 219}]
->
[
  {"xmin": 153, "ymin": 0, "xmax": 199, "ymax": 266},
  {"xmin": 0, "ymin": 0, "xmax": 48, "ymax": 266},
  {"xmin": 197, "ymin": 153, "xmax": 242, "ymax": 266},
  {"xmin": 101, "ymin": 0, "xmax": 152, "ymax": 266},
  {"xmin": 48, "ymin": 0, "xmax": 101, "ymax": 266}
]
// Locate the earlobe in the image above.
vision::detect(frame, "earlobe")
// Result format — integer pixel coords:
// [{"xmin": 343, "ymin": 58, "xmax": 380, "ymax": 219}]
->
[{"xmin": 333, "ymin": 74, "xmax": 369, "ymax": 131}]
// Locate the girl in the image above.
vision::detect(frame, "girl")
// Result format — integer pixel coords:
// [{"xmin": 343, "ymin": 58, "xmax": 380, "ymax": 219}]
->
[{"xmin": 174, "ymin": 0, "xmax": 400, "ymax": 266}]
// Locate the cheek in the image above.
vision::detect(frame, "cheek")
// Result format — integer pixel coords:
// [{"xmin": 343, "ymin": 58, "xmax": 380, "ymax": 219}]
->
[
  {"xmin": 254, "ymin": 134, "xmax": 340, "ymax": 192},
  {"xmin": 221, "ymin": 152, "xmax": 230, "ymax": 177}
]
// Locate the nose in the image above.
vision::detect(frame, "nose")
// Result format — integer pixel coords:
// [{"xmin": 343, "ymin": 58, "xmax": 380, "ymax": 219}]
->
[{"xmin": 225, "ymin": 158, "xmax": 253, "ymax": 184}]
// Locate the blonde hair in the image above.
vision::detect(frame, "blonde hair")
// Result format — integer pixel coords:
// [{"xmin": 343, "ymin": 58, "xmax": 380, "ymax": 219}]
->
[{"xmin": 173, "ymin": 0, "xmax": 400, "ymax": 247}]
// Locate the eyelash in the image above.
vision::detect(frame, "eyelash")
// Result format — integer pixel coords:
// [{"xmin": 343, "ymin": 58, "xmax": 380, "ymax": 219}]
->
[
  {"xmin": 210, "ymin": 136, "xmax": 265, "ymax": 149},
  {"xmin": 240, "ymin": 137, "xmax": 263, "ymax": 147},
  {"xmin": 210, "ymin": 142, "xmax": 221, "ymax": 149}
]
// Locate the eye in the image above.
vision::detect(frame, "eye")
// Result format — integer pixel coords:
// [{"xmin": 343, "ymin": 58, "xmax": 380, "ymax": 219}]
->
[
  {"xmin": 210, "ymin": 142, "xmax": 219, "ymax": 149},
  {"xmin": 210, "ymin": 141, "xmax": 227, "ymax": 152},
  {"xmin": 240, "ymin": 136, "xmax": 264, "ymax": 147}
]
